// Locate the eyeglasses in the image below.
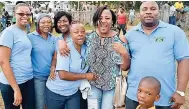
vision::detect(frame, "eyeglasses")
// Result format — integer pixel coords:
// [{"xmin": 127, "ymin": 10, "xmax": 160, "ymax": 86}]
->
[{"xmin": 16, "ymin": 13, "xmax": 32, "ymax": 17}]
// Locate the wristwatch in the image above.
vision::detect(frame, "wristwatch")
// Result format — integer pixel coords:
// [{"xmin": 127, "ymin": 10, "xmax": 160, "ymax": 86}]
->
[{"xmin": 176, "ymin": 90, "xmax": 185, "ymax": 97}]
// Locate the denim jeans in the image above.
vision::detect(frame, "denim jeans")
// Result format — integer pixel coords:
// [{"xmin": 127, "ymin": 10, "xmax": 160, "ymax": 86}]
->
[
  {"xmin": 46, "ymin": 88, "xmax": 81, "ymax": 109},
  {"xmin": 87, "ymin": 86, "xmax": 115, "ymax": 109},
  {"xmin": 0, "ymin": 79, "xmax": 35, "ymax": 109},
  {"xmin": 125, "ymin": 96, "xmax": 172, "ymax": 109},
  {"xmin": 34, "ymin": 77, "xmax": 47, "ymax": 109},
  {"xmin": 118, "ymin": 24, "xmax": 126, "ymax": 35},
  {"xmin": 169, "ymin": 16, "xmax": 176, "ymax": 25}
]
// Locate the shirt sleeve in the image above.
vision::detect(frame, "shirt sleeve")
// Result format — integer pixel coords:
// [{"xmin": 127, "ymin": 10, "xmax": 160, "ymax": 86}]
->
[
  {"xmin": 174, "ymin": 27, "xmax": 189, "ymax": 60},
  {"xmin": 0, "ymin": 29, "xmax": 14, "ymax": 49},
  {"xmin": 56, "ymin": 51, "xmax": 70, "ymax": 72}
]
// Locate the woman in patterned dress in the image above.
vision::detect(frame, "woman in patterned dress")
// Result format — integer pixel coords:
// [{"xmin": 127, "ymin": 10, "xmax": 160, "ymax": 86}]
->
[{"xmin": 58, "ymin": 6, "xmax": 130, "ymax": 109}]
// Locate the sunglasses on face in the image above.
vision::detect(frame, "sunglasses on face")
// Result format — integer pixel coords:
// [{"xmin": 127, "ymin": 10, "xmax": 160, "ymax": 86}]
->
[{"xmin": 16, "ymin": 13, "xmax": 32, "ymax": 17}]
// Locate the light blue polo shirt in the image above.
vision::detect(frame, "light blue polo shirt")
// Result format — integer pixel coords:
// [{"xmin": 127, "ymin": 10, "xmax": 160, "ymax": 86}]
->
[
  {"xmin": 28, "ymin": 31, "xmax": 56, "ymax": 79},
  {"xmin": 46, "ymin": 41, "xmax": 89, "ymax": 96},
  {"xmin": 0, "ymin": 25, "xmax": 33, "ymax": 84},
  {"xmin": 125, "ymin": 21, "xmax": 189, "ymax": 106}
]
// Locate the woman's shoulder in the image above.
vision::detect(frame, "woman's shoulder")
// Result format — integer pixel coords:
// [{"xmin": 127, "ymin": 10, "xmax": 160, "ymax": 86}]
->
[
  {"xmin": 86, "ymin": 30, "xmax": 97, "ymax": 39},
  {"xmin": 1, "ymin": 25, "xmax": 17, "ymax": 36}
]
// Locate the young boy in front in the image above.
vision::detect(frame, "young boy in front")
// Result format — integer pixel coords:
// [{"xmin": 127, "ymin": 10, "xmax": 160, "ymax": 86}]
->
[{"xmin": 136, "ymin": 76, "xmax": 161, "ymax": 109}]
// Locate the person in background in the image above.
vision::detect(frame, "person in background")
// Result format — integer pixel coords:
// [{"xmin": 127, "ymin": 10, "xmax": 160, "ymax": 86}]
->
[
  {"xmin": 169, "ymin": 3, "xmax": 176, "ymax": 25},
  {"xmin": 129, "ymin": 7, "xmax": 135, "ymax": 25},
  {"xmin": 174, "ymin": 1, "xmax": 184, "ymax": 24},
  {"xmin": 33, "ymin": 10, "xmax": 39, "ymax": 28},
  {"xmin": 117, "ymin": 7, "xmax": 127, "ymax": 35},
  {"xmin": 1, "ymin": 15, "xmax": 6, "ymax": 31},
  {"xmin": 174, "ymin": 1, "xmax": 184, "ymax": 10},
  {"xmin": 28, "ymin": 13, "xmax": 56, "ymax": 109},
  {"xmin": 12, "ymin": 11, "xmax": 16, "ymax": 25},
  {"xmin": 48, "ymin": 8, "xmax": 54, "ymax": 24},
  {"xmin": 161, "ymin": 2, "xmax": 170, "ymax": 23},
  {"xmin": 0, "ymin": 3, "xmax": 35, "ymax": 109}
]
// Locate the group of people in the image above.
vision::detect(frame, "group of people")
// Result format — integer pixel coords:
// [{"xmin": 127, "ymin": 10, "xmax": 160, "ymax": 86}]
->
[
  {"xmin": 161, "ymin": 1, "xmax": 189, "ymax": 26},
  {"xmin": 0, "ymin": 1, "xmax": 189, "ymax": 109},
  {"xmin": 0, "ymin": 9, "xmax": 10, "ymax": 31}
]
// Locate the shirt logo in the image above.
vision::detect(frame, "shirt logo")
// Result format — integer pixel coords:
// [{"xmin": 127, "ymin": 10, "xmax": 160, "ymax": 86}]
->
[{"xmin": 154, "ymin": 37, "xmax": 165, "ymax": 42}]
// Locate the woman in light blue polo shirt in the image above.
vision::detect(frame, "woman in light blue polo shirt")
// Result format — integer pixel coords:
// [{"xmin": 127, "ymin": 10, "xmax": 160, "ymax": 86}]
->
[
  {"xmin": 27, "ymin": 13, "xmax": 56, "ymax": 109},
  {"xmin": 53, "ymin": 11, "xmax": 88, "ymax": 109},
  {"xmin": 46, "ymin": 23, "xmax": 96, "ymax": 109},
  {"xmin": 0, "ymin": 3, "xmax": 34, "ymax": 109}
]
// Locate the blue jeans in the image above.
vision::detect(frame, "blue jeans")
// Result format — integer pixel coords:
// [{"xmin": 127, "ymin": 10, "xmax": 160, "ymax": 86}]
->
[
  {"xmin": 118, "ymin": 24, "xmax": 126, "ymax": 35},
  {"xmin": 87, "ymin": 86, "xmax": 115, "ymax": 109},
  {"xmin": 0, "ymin": 79, "xmax": 35, "ymax": 109},
  {"xmin": 169, "ymin": 16, "xmax": 176, "ymax": 25},
  {"xmin": 34, "ymin": 77, "xmax": 47, "ymax": 109},
  {"xmin": 46, "ymin": 88, "xmax": 81, "ymax": 109},
  {"xmin": 126, "ymin": 96, "xmax": 172, "ymax": 109}
]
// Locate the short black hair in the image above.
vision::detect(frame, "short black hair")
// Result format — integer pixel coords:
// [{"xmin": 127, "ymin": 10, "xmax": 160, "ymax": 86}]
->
[
  {"xmin": 140, "ymin": 76, "xmax": 161, "ymax": 95},
  {"xmin": 93, "ymin": 6, "xmax": 116, "ymax": 27},
  {"xmin": 14, "ymin": 3, "xmax": 29, "ymax": 12},
  {"xmin": 54, "ymin": 11, "xmax": 72, "ymax": 33},
  {"xmin": 16, "ymin": 1, "xmax": 26, "ymax": 5}
]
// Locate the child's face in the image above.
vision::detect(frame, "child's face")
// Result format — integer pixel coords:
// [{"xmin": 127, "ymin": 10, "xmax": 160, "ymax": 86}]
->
[
  {"xmin": 70, "ymin": 24, "xmax": 86, "ymax": 46},
  {"xmin": 137, "ymin": 81, "xmax": 160, "ymax": 108}
]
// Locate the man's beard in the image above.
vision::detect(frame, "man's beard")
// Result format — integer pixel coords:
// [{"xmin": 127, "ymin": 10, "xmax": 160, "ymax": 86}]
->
[{"xmin": 142, "ymin": 20, "xmax": 159, "ymax": 27}]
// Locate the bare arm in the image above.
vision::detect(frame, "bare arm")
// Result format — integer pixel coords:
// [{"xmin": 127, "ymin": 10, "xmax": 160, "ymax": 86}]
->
[
  {"xmin": 113, "ymin": 38, "xmax": 130, "ymax": 71},
  {"xmin": 58, "ymin": 70, "xmax": 96, "ymax": 81},
  {"xmin": 120, "ymin": 50, "xmax": 130, "ymax": 71},
  {"xmin": 0, "ymin": 46, "xmax": 22, "ymax": 106},
  {"xmin": 49, "ymin": 51, "xmax": 57, "ymax": 80},
  {"xmin": 0, "ymin": 46, "xmax": 20, "ymax": 92},
  {"xmin": 50, "ymin": 51, "xmax": 57, "ymax": 69},
  {"xmin": 177, "ymin": 59, "xmax": 189, "ymax": 92}
]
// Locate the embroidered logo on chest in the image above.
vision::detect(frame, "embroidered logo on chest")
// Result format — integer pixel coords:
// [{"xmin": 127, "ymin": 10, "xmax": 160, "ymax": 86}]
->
[{"xmin": 154, "ymin": 37, "xmax": 165, "ymax": 42}]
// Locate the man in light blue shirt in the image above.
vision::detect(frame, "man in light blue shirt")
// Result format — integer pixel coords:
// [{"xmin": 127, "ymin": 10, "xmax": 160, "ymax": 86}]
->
[{"xmin": 125, "ymin": 1, "xmax": 189, "ymax": 109}]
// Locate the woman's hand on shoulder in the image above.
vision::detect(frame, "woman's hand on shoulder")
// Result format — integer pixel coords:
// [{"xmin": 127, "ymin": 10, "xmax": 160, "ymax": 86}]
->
[{"xmin": 58, "ymin": 40, "xmax": 70, "ymax": 56}]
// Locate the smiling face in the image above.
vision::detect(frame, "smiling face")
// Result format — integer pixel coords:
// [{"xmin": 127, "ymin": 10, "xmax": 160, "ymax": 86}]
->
[
  {"xmin": 70, "ymin": 23, "xmax": 86, "ymax": 46},
  {"xmin": 57, "ymin": 16, "xmax": 70, "ymax": 33},
  {"xmin": 15, "ymin": 5, "xmax": 31, "ymax": 26},
  {"xmin": 140, "ymin": 1, "xmax": 160, "ymax": 27},
  {"xmin": 97, "ymin": 9, "xmax": 112, "ymax": 34},
  {"xmin": 39, "ymin": 17, "xmax": 52, "ymax": 34},
  {"xmin": 137, "ymin": 80, "xmax": 160, "ymax": 108}
]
